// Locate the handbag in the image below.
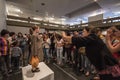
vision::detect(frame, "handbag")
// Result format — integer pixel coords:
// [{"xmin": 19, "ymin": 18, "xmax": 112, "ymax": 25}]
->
[
  {"xmin": 79, "ymin": 47, "xmax": 86, "ymax": 55},
  {"xmin": 30, "ymin": 55, "xmax": 39, "ymax": 68}
]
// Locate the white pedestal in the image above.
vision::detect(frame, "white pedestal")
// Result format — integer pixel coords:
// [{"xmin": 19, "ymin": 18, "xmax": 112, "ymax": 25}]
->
[{"xmin": 22, "ymin": 62, "xmax": 54, "ymax": 80}]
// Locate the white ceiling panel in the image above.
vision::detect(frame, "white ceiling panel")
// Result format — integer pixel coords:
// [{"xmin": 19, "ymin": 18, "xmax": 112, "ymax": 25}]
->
[{"xmin": 6, "ymin": 0, "xmax": 120, "ymax": 25}]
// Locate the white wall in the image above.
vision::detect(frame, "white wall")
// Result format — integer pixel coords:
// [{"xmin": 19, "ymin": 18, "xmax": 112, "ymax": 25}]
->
[
  {"xmin": 40, "ymin": 29, "xmax": 45, "ymax": 33},
  {"xmin": 7, "ymin": 26, "xmax": 29, "ymax": 34},
  {"xmin": 0, "ymin": 0, "xmax": 6, "ymax": 31},
  {"xmin": 88, "ymin": 14, "xmax": 103, "ymax": 22}
]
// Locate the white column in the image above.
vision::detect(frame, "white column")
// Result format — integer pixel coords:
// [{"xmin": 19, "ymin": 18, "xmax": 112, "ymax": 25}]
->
[{"xmin": 0, "ymin": 0, "xmax": 6, "ymax": 31}]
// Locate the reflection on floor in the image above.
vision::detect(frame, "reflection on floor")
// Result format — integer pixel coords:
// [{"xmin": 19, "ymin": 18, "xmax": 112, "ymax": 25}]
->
[
  {"xmin": 52, "ymin": 63, "xmax": 94, "ymax": 80},
  {"xmin": 48, "ymin": 64, "xmax": 74, "ymax": 80},
  {"xmin": 0, "ymin": 60, "xmax": 94, "ymax": 80}
]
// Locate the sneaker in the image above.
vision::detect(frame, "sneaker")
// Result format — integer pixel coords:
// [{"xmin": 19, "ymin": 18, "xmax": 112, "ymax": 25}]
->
[
  {"xmin": 93, "ymin": 75, "xmax": 100, "ymax": 80},
  {"xmin": 36, "ymin": 67, "xmax": 39, "ymax": 70},
  {"xmin": 31, "ymin": 68, "xmax": 40, "ymax": 73},
  {"xmin": 91, "ymin": 70, "xmax": 97, "ymax": 74}
]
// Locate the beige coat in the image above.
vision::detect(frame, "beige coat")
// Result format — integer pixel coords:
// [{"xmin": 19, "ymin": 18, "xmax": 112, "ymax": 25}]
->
[{"xmin": 30, "ymin": 35, "xmax": 43, "ymax": 62}]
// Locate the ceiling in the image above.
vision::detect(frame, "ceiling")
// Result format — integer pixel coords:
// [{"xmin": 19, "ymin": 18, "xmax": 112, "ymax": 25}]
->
[{"xmin": 6, "ymin": 0, "xmax": 120, "ymax": 25}]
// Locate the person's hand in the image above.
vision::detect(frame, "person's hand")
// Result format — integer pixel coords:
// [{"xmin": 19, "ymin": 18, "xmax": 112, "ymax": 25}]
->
[
  {"xmin": 73, "ymin": 46, "xmax": 76, "ymax": 49},
  {"xmin": 106, "ymin": 29, "xmax": 112, "ymax": 41}
]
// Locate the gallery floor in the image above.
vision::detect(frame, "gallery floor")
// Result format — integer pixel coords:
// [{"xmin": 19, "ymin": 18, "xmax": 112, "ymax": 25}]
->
[{"xmin": 0, "ymin": 60, "xmax": 94, "ymax": 80}]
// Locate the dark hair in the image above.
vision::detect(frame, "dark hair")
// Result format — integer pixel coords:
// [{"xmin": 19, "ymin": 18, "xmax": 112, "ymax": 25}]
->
[
  {"xmin": 84, "ymin": 26, "xmax": 100, "ymax": 34},
  {"xmin": 66, "ymin": 31, "xmax": 71, "ymax": 36},
  {"xmin": 29, "ymin": 26, "xmax": 39, "ymax": 35},
  {"xmin": 1, "ymin": 29, "xmax": 9, "ymax": 37},
  {"xmin": 18, "ymin": 32, "xmax": 23, "ymax": 38},
  {"xmin": 12, "ymin": 40, "xmax": 18, "ymax": 47},
  {"xmin": 57, "ymin": 35, "xmax": 62, "ymax": 41},
  {"xmin": 9, "ymin": 32, "xmax": 15, "ymax": 36},
  {"xmin": 84, "ymin": 27, "xmax": 90, "ymax": 32},
  {"xmin": 96, "ymin": 28, "xmax": 101, "ymax": 32}
]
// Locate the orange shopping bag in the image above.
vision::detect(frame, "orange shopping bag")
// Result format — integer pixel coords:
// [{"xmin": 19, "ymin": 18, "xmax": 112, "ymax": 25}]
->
[{"xmin": 30, "ymin": 56, "xmax": 39, "ymax": 68}]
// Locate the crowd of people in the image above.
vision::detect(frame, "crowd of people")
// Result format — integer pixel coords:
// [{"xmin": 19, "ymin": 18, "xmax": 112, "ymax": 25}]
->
[{"xmin": 0, "ymin": 26, "xmax": 120, "ymax": 80}]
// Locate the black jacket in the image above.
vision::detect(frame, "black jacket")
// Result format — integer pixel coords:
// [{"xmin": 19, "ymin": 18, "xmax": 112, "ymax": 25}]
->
[{"xmin": 72, "ymin": 34, "xmax": 118, "ymax": 71}]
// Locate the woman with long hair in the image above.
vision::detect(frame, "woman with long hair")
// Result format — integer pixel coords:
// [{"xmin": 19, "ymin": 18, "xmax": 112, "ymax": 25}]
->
[
  {"xmin": 106, "ymin": 26, "xmax": 120, "ymax": 61},
  {"xmin": 56, "ymin": 35, "xmax": 64, "ymax": 65},
  {"xmin": 29, "ymin": 26, "xmax": 44, "ymax": 72},
  {"xmin": 42, "ymin": 34, "xmax": 51, "ymax": 63}
]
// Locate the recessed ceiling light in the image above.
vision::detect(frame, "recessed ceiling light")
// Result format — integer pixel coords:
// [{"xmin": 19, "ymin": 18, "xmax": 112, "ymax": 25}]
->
[
  {"xmin": 9, "ymin": 14, "xmax": 19, "ymax": 17},
  {"xmin": 41, "ymin": 3, "xmax": 45, "ymax": 6},
  {"xmin": 113, "ymin": 12, "xmax": 120, "ymax": 15},
  {"xmin": 7, "ymin": 5, "xmax": 23, "ymax": 14},
  {"xmin": 36, "ymin": 10, "xmax": 39, "ymax": 12},
  {"xmin": 94, "ymin": 0, "xmax": 97, "ymax": 2},
  {"xmin": 61, "ymin": 18, "xmax": 66, "ymax": 21},
  {"xmin": 49, "ymin": 17, "xmax": 55, "ymax": 20},
  {"xmin": 33, "ymin": 17, "xmax": 42, "ymax": 21},
  {"xmin": 89, "ymin": 10, "xmax": 105, "ymax": 17}
]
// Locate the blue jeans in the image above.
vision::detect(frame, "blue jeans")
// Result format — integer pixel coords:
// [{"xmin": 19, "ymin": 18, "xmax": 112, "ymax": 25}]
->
[
  {"xmin": 43, "ymin": 48, "xmax": 50, "ymax": 61},
  {"xmin": 81, "ymin": 54, "xmax": 91, "ymax": 72},
  {"xmin": 0, "ymin": 55, "xmax": 9, "ymax": 79},
  {"xmin": 57, "ymin": 47, "xmax": 63, "ymax": 64}
]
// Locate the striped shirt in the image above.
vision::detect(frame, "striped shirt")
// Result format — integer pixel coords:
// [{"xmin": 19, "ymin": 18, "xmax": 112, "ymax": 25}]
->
[{"xmin": 0, "ymin": 37, "xmax": 8, "ymax": 55}]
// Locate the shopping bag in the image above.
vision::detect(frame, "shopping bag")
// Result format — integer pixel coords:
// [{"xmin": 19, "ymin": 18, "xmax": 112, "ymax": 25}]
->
[{"xmin": 30, "ymin": 55, "xmax": 39, "ymax": 68}]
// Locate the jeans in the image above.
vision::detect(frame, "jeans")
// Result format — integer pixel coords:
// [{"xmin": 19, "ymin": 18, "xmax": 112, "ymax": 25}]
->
[
  {"xmin": 57, "ymin": 47, "xmax": 63, "ymax": 64},
  {"xmin": 0, "ymin": 55, "xmax": 9, "ymax": 80},
  {"xmin": 12, "ymin": 56, "xmax": 20, "ymax": 69},
  {"xmin": 20, "ymin": 45, "xmax": 27, "ymax": 66},
  {"xmin": 65, "ymin": 47, "xmax": 72, "ymax": 62},
  {"xmin": 43, "ymin": 48, "xmax": 50, "ymax": 61},
  {"xmin": 49, "ymin": 43, "xmax": 56, "ymax": 57},
  {"xmin": 73, "ymin": 49, "xmax": 81, "ymax": 73},
  {"xmin": 81, "ymin": 54, "xmax": 91, "ymax": 72}
]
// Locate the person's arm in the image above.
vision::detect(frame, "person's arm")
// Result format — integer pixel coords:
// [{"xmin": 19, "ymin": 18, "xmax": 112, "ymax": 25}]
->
[
  {"xmin": 106, "ymin": 28, "xmax": 120, "ymax": 53},
  {"xmin": 71, "ymin": 36, "xmax": 89, "ymax": 47},
  {"xmin": 50, "ymin": 34, "xmax": 54, "ymax": 39},
  {"xmin": 107, "ymin": 41, "xmax": 120, "ymax": 53},
  {"xmin": 106, "ymin": 35, "xmax": 120, "ymax": 53},
  {"xmin": 62, "ymin": 32, "xmax": 96, "ymax": 48},
  {"xmin": 54, "ymin": 35, "xmax": 58, "ymax": 42},
  {"xmin": 62, "ymin": 32, "xmax": 72, "ymax": 43},
  {"xmin": 19, "ymin": 48, "xmax": 22, "ymax": 56}
]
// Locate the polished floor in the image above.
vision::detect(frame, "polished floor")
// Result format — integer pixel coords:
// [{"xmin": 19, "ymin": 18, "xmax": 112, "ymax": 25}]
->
[{"xmin": 0, "ymin": 60, "xmax": 94, "ymax": 80}]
